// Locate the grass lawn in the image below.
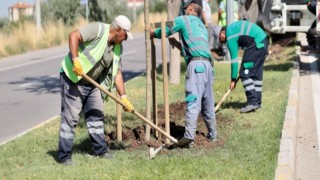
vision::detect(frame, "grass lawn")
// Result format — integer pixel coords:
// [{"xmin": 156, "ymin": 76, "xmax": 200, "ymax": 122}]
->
[{"xmin": 0, "ymin": 46, "xmax": 295, "ymax": 179}]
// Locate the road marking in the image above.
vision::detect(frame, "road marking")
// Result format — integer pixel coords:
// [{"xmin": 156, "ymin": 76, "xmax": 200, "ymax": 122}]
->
[
  {"xmin": 309, "ymin": 54, "xmax": 320, "ymax": 156},
  {"xmin": 0, "ymin": 53, "xmax": 65, "ymax": 72}
]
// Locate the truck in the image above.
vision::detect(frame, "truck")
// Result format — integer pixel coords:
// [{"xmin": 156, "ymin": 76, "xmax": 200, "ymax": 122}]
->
[{"xmin": 237, "ymin": 0, "xmax": 319, "ymax": 45}]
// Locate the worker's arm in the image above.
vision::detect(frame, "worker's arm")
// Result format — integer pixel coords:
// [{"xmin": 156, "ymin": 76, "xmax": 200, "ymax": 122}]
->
[
  {"xmin": 202, "ymin": 11, "xmax": 208, "ymax": 28},
  {"xmin": 227, "ymin": 39, "xmax": 240, "ymax": 90},
  {"xmin": 114, "ymin": 68, "xmax": 126, "ymax": 96},
  {"xmin": 69, "ymin": 30, "xmax": 84, "ymax": 76},
  {"xmin": 168, "ymin": 37, "xmax": 182, "ymax": 51},
  {"xmin": 69, "ymin": 30, "xmax": 83, "ymax": 60},
  {"xmin": 115, "ymin": 68, "xmax": 134, "ymax": 112}
]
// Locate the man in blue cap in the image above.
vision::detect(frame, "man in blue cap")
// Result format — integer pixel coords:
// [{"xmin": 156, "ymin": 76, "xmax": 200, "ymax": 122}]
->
[{"xmin": 150, "ymin": 0, "xmax": 218, "ymax": 147}]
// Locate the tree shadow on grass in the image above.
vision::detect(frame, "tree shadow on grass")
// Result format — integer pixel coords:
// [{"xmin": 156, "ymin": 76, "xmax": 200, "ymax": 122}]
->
[
  {"xmin": 9, "ymin": 75, "xmax": 60, "ymax": 94},
  {"xmin": 263, "ymin": 62, "xmax": 293, "ymax": 72},
  {"xmin": 217, "ymin": 101, "xmax": 246, "ymax": 110}
]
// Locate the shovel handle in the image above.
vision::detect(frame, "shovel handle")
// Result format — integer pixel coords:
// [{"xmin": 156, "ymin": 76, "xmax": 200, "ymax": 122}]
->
[
  {"xmin": 214, "ymin": 76, "xmax": 240, "ymax": 112},
  {"xmin": 82, "ymin": 74, "xmax": 178, "ymax": 144}
]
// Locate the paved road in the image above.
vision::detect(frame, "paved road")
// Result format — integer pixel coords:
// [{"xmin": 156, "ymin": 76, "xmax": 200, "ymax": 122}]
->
[
  {"xmin": 0, "ymin": 32, "xmax": 165, "ymax": 145},
  {"xmin": 295, "ymin": 33, "xmax": 320, "ymax": 179}
]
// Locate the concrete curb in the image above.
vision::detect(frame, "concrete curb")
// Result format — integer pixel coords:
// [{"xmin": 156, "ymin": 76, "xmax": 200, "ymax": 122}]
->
[{"xmin": 274, "ymin": 47, "xmax": 300, "ymax": 180}]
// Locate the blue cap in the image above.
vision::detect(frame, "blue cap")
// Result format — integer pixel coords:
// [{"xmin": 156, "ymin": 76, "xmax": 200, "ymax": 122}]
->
[{"xmin": 184, "ymin": 0, "xmax": 203, "ymax": 9}]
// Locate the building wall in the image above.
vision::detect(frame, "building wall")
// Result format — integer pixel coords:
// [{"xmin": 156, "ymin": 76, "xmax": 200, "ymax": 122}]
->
[{"xmin": 9, "ymin": 4, "xmax": 34, "ymax": 21}]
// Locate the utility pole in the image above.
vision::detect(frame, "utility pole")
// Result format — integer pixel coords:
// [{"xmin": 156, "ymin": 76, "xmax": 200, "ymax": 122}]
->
[
  {"xmin": 133, "ymin": 0, "xmax": 137, "ymax": 23},
  {"xmin": 225, "ymin": 0, "xmax": 234, "ymax": 61},
  {"xmin": 86, "ymin": 0, "xmax": 89, "ymax": 22},
  {"xmin": 35, "ymin": 0, "xmax": 41, "ymax": 38},
  {"xmin": 226, "ymin": 0, "xmax": 234, "ymax": 25}
]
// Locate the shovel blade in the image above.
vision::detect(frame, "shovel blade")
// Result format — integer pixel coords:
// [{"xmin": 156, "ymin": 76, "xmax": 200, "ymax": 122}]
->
[{"xmin": 177, "ymin": 137, "xmax": 193, "ymax": 146}]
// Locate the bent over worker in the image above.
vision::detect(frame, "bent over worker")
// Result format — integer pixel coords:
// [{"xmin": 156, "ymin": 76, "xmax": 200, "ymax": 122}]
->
[
  {"xmin": 58, "ymin": 15, "xmax": 134, "ymax": 165},
  {"xmin": 214, "ymin": 20, "xmax": 269, "ymax": 113},
  {"xmin": 150, "ymin": 0, "xmax": 218, "ymax": 146}
]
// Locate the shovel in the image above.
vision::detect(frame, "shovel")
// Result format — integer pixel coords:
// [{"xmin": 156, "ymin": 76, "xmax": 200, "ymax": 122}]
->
[{"xmin": 214, "ymin": 77, "xmax": 240, "ymax": 112}]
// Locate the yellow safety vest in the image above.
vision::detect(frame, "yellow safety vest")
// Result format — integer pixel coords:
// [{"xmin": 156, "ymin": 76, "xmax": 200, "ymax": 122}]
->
[
  {"xmin": 219, "ymin": 0, "xmax": 239, "ymax": 26},
  {"xmin": 61, "ymin": 23, "xmax": 121, "ymax": 89}
]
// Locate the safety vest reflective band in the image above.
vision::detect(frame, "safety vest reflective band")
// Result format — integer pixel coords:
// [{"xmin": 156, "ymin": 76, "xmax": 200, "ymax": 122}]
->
[
  {"xmin": 219, "ymin": 0, "xmax": 239, "ymax": 26},
  {"xmin": 61, "ymin": 23, "xmax": 120, "ymax": 84},
  {"xmin": 181, "ymin": 16, "xmax": 211, "ymax": 63}
]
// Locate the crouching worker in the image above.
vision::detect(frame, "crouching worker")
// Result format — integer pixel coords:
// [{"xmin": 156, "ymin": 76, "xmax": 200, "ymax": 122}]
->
[
  {"xmin": 150, "ymin": 0, "xmax": 218, "ymax": 147},
  {"xmin": 58, "ymin": 15, "xmax": 134, "ymax": 165},
  {"xmin": 213, "ymin": 20, "xmax": 269, "ymax": 113}
]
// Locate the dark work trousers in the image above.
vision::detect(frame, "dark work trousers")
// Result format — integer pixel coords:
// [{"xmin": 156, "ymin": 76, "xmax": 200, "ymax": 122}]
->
[
  {"xmin": 240, "ymin": 38, "xmax": 269, "ymax": 106},
  {"xmin": 58, "ymin": 72, "xmax": 108, "ymax": 162}
]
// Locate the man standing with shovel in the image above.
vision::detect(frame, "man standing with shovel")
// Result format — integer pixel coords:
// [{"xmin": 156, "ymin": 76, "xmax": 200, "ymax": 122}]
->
[
  {"xmin": 150, "ymin": 0, "xmax": 218, "ymax": 147},
  {"xmin": 57, "ymin": 15, "xmax": 134, "ymax": 165}
]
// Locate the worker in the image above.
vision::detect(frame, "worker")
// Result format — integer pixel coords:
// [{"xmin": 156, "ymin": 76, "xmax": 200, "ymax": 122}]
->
[
  {"xmin": 213, "ymin": 20, "xmax": 269, "ymax": 113},
  {"xmin": 306, "ymin": 0, "xmax": 317, "ymax": 35},
  {"xmin": 211, "ymin": 0, "xmax": 239, "ymax": 60},
  {"xmin": 218, "ymin": 0, "xmax": 239, "ymax": 27},
  {"xmin": 202, "ymin": 0, "xmax": 214, "ymax": 51},
  {"xmin": 57, "ymin": 15, "xmax": 134, "ymax": 165},
  {"xmin": 150, "ymin": 0, "xmax": 218, "ymax": 147}
]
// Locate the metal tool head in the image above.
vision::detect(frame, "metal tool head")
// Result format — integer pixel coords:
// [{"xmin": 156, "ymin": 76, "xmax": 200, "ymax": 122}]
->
[{"xmin": 149, "ymin": 145, "xmax": 164, "ymax": 159}]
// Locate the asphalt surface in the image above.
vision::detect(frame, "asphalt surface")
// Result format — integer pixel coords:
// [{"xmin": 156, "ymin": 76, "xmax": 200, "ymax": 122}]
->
[{"xmin": 0, "ymin": 32, "xmax": 164, "ymax": 145}]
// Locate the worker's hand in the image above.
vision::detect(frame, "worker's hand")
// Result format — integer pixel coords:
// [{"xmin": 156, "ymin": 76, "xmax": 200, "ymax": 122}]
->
[
  {"xmin": 121, "ymin": 96, "xmax": 134, "ymax": 112},
  {"xmin": 72, "ymin": 58, "xmax": 83, "ymax": 76},
  {"xmin": 148, "ymin": 26, "xmax": 155, "ymax": 38},
  {"xmin": 230, "ymin": 81, "xmax": 236, "ymax": 90}
]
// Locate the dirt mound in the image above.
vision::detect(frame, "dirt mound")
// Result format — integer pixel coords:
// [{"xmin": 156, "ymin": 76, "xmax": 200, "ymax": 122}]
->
[{"xmin": 106, "ymin": 102, "xmax": 233, "ymax": 150}]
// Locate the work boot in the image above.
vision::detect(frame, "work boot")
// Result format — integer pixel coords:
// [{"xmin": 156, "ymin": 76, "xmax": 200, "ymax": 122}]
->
[
  {"xmin": 240, "ymin": 104, "xmax": 260, "ymax": 113},
  {"xmin": 177, "ymin": 137, "xmax": 193, "ymax": 146},
  {"xmin": 59, "ymin": 159, "xmax": 73, "ymax": 166},
  {"xmin": 187, "ymin": 141, "xmax": 196, "ymax": 148},
  {"xmin": 99, "ymin": 152, "xmax": 113, "ymax": 159},
  {"xmin": 206, "ymin": 132, "xmax": 218, "ymax": 143}
]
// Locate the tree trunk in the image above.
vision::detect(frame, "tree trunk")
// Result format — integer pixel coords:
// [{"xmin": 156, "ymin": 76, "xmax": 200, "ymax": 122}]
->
[{"xmin": 167, "ymin": 0, "xmax": 181, "ymax": 84}]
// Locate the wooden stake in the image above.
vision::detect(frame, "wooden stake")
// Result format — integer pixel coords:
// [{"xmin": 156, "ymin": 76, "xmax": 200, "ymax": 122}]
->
[{"xmin": 161, "ymin": 21, "xmax": 170, "ymax": 144}]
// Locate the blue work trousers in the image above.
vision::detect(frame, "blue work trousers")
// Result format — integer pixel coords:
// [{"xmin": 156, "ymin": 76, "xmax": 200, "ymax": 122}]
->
[{"xmin": 184, "ymin": 59, "xmax": 217, "ymax": 140}]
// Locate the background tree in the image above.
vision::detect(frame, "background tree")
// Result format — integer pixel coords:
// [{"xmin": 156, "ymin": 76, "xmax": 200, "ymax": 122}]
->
[
  {"xmin": 89, "ymin": 0, "xmax": 132, "ymax": 23},
  {"xmin": 41, "ymin": 0, "xmax": 84, "ymax": 25}
]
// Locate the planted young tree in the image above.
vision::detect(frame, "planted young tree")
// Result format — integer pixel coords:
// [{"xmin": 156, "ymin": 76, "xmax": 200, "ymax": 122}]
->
[{"xmin": 167, "ymin": 0, "xmax": 182, "ymax": 84}]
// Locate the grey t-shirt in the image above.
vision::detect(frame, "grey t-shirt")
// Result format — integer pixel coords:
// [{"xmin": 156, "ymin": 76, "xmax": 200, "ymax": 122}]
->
[{"xmin": 79, "ymin": 22, "xmax": 122, "ymax": 83}]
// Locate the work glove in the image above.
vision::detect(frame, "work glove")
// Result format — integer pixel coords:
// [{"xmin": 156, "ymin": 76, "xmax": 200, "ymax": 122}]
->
[
  {"xmin": 121, "ymin": 95, "xmax": 134, "ymax": 112},
  {"xmin": 72, "ymin": 58, "xmax": 83, "ymax": 76}
]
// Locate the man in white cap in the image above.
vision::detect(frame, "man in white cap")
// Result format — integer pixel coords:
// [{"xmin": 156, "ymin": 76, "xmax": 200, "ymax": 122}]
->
[{"xmin": 57, "ymin": 15, "xmax": 134, "ymax": 165}]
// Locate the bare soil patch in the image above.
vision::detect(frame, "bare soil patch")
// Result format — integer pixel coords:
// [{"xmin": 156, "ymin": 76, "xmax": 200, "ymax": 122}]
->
[{"xmin": 106, "ymin": 102, "xmax": 234, "ymax": 151}]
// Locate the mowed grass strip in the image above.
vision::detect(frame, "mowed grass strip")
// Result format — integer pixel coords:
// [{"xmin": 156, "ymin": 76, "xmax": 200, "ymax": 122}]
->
[{"xmin": 0, "ymin": 47, "xmax": 295, "ymax": 179}]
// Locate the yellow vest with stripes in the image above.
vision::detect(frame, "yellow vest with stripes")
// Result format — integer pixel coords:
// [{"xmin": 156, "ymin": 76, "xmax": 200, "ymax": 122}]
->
[{"xmin": 61, "ymin": 23, "xmax": 121, "ymax": 87}]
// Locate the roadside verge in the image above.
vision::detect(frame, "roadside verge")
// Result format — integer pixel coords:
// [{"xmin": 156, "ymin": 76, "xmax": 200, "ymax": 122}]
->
[{"xmin": 274, "ymin": 46, "xmax": 300, "ymax": 179}]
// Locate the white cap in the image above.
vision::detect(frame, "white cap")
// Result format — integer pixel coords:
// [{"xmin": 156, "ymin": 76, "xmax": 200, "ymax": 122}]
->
[{"xmin": 114, "ymin": 15, "xmax": 133, "ymax": 39}]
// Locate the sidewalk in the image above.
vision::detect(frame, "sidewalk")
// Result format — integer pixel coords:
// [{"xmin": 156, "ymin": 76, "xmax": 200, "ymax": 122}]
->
[{"xmin": 275, "ymin": 33, "xmax": 320, "ymax": 179}]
